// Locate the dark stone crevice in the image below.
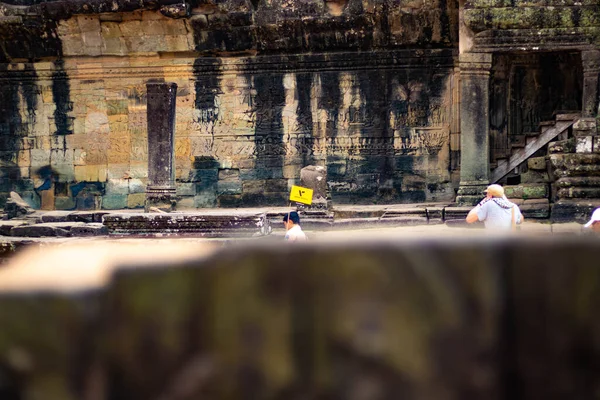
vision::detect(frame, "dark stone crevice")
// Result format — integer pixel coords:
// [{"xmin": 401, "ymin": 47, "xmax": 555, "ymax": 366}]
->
[
  {"xmin": 295, "ymin": 72, "xmax": 315, "ymax": 166},
  {"xmin": 51, "ymin": 59, "xmax": 73, "ymax": 136}
]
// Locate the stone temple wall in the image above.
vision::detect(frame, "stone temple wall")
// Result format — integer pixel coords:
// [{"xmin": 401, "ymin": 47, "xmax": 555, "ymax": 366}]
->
[{"xmin": 0, "ymin": 0, "xmax": 459, "ymax": 209}]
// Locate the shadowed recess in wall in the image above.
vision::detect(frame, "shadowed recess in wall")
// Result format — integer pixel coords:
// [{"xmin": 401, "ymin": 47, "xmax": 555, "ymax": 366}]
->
[
  {"xmin": 294, "ymin": 72, "xmax": 315, "ymax": 166},
  {"xmin": 0, "ymin": 65, "xmax": 23, "ymax": 201},
  {"xmin": 248, "ymin": 72, "xmax": 286, "ymax": 206},
  {"xmin": 191, "ymin": 58, "xmax": 222, "ymax": 207},
  {"xmin": 319, "ymin": 71, "xmax": 340, "ymax": 140},
  {"xmin": 328, "ymin": 66, "xmax": 450, "ymax": 204},
  {"xmin": 358, "ymin": 69, "xmax": 394, "ymax": 202},
  {"xmin": 52, "ymin": 60, "xmax": 73, "ymax": 135},
  {"xmin": 193, "ymin": 58, "xmax": 222, "ymax": 127}
]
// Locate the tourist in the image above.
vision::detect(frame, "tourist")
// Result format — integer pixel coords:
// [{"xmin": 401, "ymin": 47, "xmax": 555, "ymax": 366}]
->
[
  {"xmin": 283, "ymin": 211, "xmax": 307, "ymax": 242},
  {"xmin": 466, "ymin": 184, "xmax": 523, "ymax": 230},
  {"xmin": 584, "ymin": 208, "xmax": 600, "ymax": 232}
]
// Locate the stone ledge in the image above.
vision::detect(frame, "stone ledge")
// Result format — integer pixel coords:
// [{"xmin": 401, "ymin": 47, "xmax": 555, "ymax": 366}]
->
[{"xmin": 103, "ymin": 212, "xmax": 272, "ymax": 237}]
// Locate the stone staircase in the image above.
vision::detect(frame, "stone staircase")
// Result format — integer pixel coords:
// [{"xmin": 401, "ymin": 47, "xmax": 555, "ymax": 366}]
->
[
  {"xmin": 492, "ymin": 113, "xmax": 578, "ymax": 183},
  {"xmin": 490, "ymin": 113, "xmax": 579, "ymax": 219}
]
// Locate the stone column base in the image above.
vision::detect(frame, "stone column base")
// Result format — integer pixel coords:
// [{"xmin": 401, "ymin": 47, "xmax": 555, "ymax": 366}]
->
[
  {"xmin": 145, "ymin": 186, "xmax": 177, "ymax": 212},
  {"xmin": 456, "ymin": 183, "xmax": 488, "ymax": 206}
]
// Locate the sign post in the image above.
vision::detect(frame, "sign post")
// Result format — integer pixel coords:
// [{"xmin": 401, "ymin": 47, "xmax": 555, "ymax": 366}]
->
[{"xmin": 289, "ymin": 185, "xmax": 313, "ymax": 205}]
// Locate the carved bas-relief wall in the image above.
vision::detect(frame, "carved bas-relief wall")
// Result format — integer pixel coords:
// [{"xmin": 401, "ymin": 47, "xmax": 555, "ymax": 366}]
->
[
  {"xmin": 191, "ymin": 51, "xmax": 457, "ymax": 207},
  {"xmin": 0, "ymin": 0, "xmax": 459, "ymax": 209},
  {"xmin": 0, "ymin": 51, "xmax": 457, "ymax": 209}
]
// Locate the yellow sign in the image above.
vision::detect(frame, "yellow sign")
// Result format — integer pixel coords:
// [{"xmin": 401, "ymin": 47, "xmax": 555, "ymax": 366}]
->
[{"xmin": 289, "ymin": 185, "xmax": 313, "ymax": 205}]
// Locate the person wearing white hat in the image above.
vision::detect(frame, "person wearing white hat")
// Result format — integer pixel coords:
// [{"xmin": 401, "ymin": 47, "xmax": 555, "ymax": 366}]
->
[
  {"xmin": 584, "ymin": 208, "xmax": 600, "ymax": 232},
  {"xmin": 466, "ymin": 184, "xmax": 523, "ymax": 230}
]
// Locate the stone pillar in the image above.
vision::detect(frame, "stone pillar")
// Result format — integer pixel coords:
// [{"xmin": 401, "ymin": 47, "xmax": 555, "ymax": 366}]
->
[
  {"xmin": 145, "ymin": 82, "xmax": 177, "ymax": 212},
  {"xmin": 582, "ymin": 49, "xmax": 600, "ymax": 118},
  {"xmin": 456, "ymin": 52, "xmax": 493, "ymax": 205}
]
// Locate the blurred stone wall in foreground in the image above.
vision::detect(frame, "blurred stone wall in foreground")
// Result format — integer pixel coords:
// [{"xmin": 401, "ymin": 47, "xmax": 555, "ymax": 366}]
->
[{"xmin": 0, "ymin": 238, "xmax": 599, "ymax": 399}]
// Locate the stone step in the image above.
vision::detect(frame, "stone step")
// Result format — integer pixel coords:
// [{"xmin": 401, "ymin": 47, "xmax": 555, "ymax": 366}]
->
[
  {"xmin": 551, "ymin": 200, "xmax": 600, "ymax": 223},
  {"xmin": 0, "ymin": 220, "xmax": 28, "ymax": 236},
  {"xmin": 40, "ymin": 211, "xmax": 110, "ymax": 223},
  {"xmin": 556, "ymin": 187, "xmax": 600, "ymax": 199},
  {"xmin": 9, "ymin": 222, "xmax": 97, "ymax": 237},
  {"xmin": 512, "ymin": 199, "xmax": 550, "ymax": 219},
  {"xmin": 503, "ymin": 183, "xmax": 549, "ymax": 199},
  {"xmin": 103, "ymin": 212, "xmax": 272, "ymax": 237},
  {"xmin": 555, "ymin": 177, "xmax": 600, "ymax": 188},
  {"xmin": 381, "ymin": 208, "xmax": 427, "ymax": 218},
  {"xmin": 555, "ymin": 112, "xmax": 581, "ymax": 121}
]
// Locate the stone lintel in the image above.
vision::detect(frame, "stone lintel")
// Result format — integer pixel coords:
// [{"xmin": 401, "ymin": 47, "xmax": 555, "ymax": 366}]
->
[
  {"xmin": 459, "ymin": 52, "xmax": 493, "ymax": 75},
  {"xmin": 472, "ymin": 29, "xmax": 595, "ymax": 54}
]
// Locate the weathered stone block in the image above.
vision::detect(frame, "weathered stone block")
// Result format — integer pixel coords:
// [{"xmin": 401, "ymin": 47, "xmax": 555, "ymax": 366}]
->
[
  {"xmin": 52, "ymin": 164, "xmax": 75, "ymax": 183},
  {"xmin": 239, "ymin": 168, "xmax": 259, "ymax": 180},
  {"xmin": 120, "ymin": 20, "xmax": 142, "ymax": 36},
  {"xmin": 218, "ymin": 168, "xmax": 240, "ymax": 181},
  {"xmin": 301, "ymin": 165, "xmax": 328, "ymax": 201},
  {"xmin": 576, "ymin": 136, "xmax": 593, "ymax": 153},
  {"xmin": 282, "ymin": 164, "xmax": 302, "ymax": 178},
  {"xmin": 0, "ymin": 220, "xmax": 27, "ymax": 235},
  {"xmin": 594, "ymin": 137, "xmax": 600, "ymax": 153},
  {"xmin": 194, "ymin": 192, "xmax": 217, "ymax": 208},
  {"xmin": 128, "ymin": 179, "xmax": 145, "ymax": 194},
  {"xmin": 520, "ymin": 170, "xmax": 550, "ymax": 184},
  {"xmin": 548, "ymin": 139, "xmax": 576, "ymax": 154},
  {"xmin": 243, "ymin": 180, "xmax": 266, "ymax": 194},
  {"xmin": 176, "ymin": 183, "xmax": 196, "ymax": 196},
  {"xmin": 75, "ymin": 191, "xmax": 102, "ymax": 210},
  {"xmin": 527, "ymin": 157, "xmax": 547, "ymax": 171},
  {"xmin": 217, "ymin": 181, "xmax": 242, "ymax": 195},
  {"xmin": 520, "ymin": 199, "xmax": 550, "ymax": 219},
  {"xmin": 557, "ymin": 187, "xmax": 600, "ymax": 199},
  {"xmin": 102, "ymin": 194, "xmax": 127, "ymax": 210},
  {"xmin": 82, "ymin": 31, "xmax": 103, "ymax": 48},
  {"xmin": 175, "ymin": 197, "xmax": 194, "ymax": 209},
  {"xmin": 102, "ymin": 37, "xmax": 127, "ymax": 55},
  {"xmin": 107, "ymin": 99, "xmax": 128, "ymax": 116},
  {"xmin": 264, "ymin": 178, "xmax": 288, "ymax": 193},
  {"xmin": 74, "ymin": 165, "xmax": 100, "ymax": 182},
  {"xmin": 106, "ymin": 179, "xmax": 130, "ymax": 195},
  {"xmin": 573, "ymin": 118, "xmax": 597, "ymax": 132},
  {"xmin": 40, "ymin": 187, "xmax": 55, "ymax": 210},
  {"xmin": 127, "ymin": 193, "xmax": 146, "ymax": 208},
  {"xmin": 77, "ymin": 15, "xmax": 100, "ymax": 32},
  {"xmin": 100, "ymin": 21, "xmax": 122, "ymax": 38},
  {"xmin": 523, "ymin": 184, "xmax": 549, "ymax": 199},
  {"xmin": 217, "ymin": 194, "xmax": 243, "ymax": 207},
  {"xmin": 504, "ymin": 184, "xmax": 548, "ymax": 199},
  {"xmin": 190, "ymin": 14, "xmax": 209, "ymax": 29},
  {"xmin": 55, "ymin": 196, "xmax": 76, "ymax": 210},
  {"xmin": 193, "ymin": 156, "xmax": 220, "ymax": 170},
  {"xmin": 551, "ymin": 200, "xmax": 600, "ymax": 223},
  {"xmin": 70, "ymin": 223, "xmax": 108, "ymax": 236},
  {"xmin": 162, "ymin": 19, "xmax": 188, "ymax": 35},
  {"xmin": 141, "ymin": 20, "xmax": 165, "ymax": 35},
  {"xmin": 192, "ymin": 169, "xmax": 218, "ymax": 187}
]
